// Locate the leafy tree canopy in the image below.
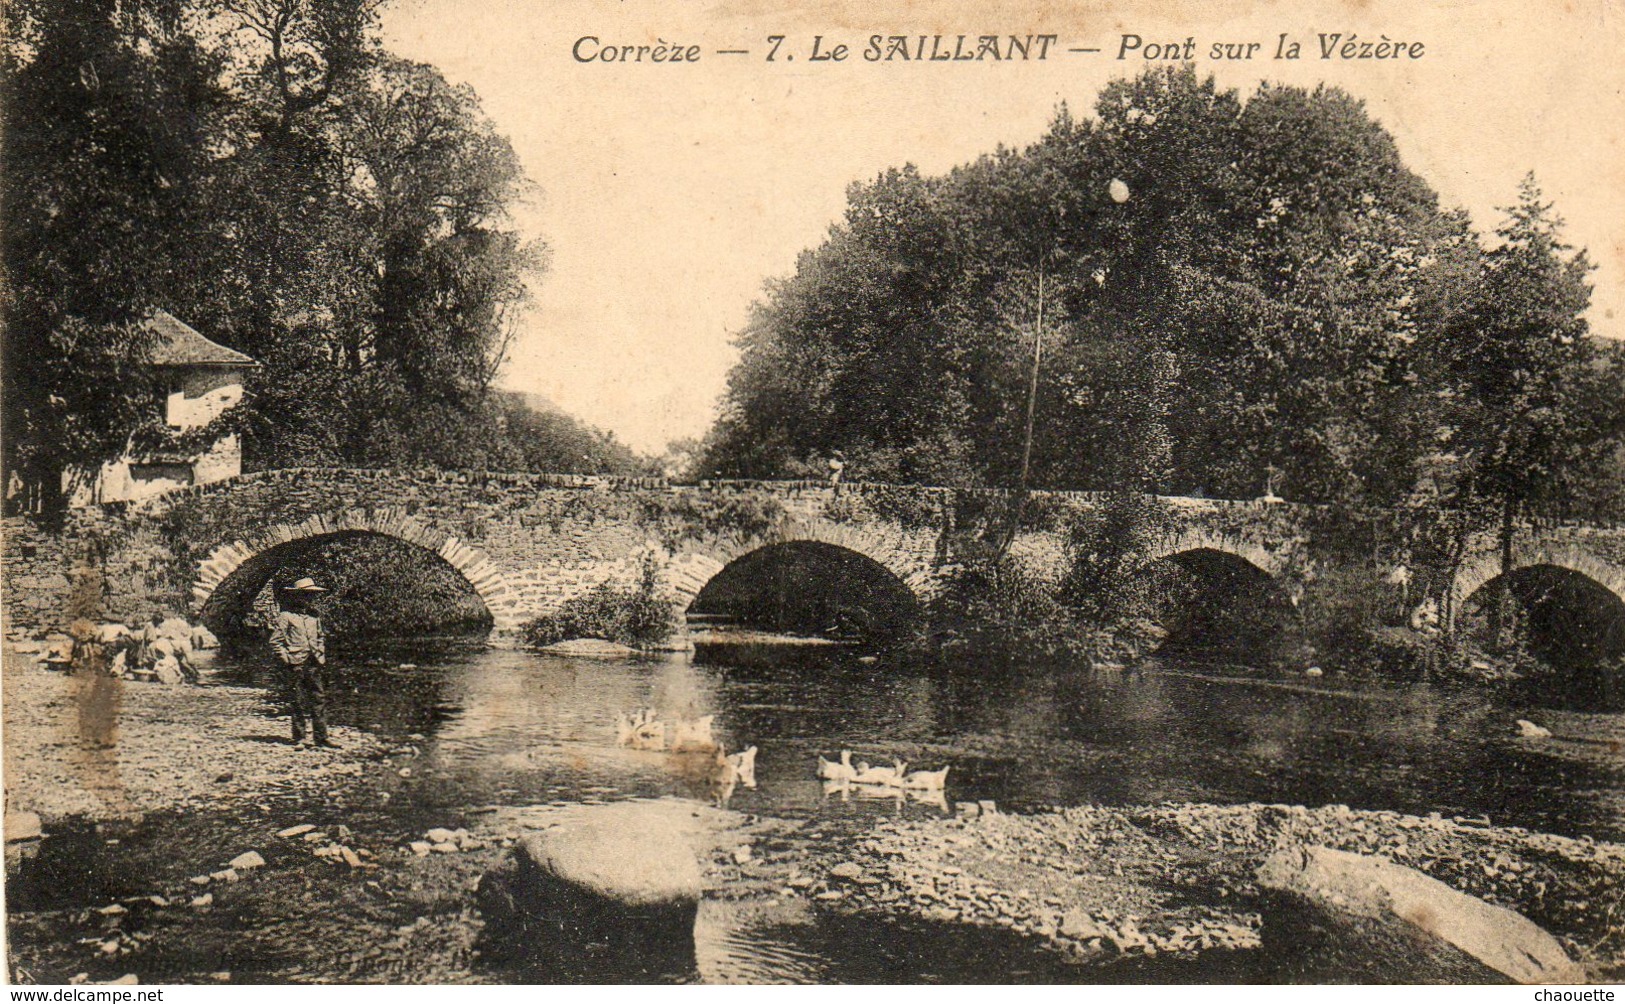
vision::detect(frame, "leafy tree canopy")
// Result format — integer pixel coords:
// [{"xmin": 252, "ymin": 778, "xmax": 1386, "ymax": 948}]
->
[
  {"xmin": 701, "ymin": 66, "xmax": 1621, "ymax": 516},
  {"xmin": 2, "ymin": 0, "xmax": 645, "ymax": 509}
]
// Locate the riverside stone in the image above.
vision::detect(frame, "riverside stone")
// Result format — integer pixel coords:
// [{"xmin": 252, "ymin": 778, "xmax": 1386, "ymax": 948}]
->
[
  {"xmin": 4, "ymin": 810, "xmax": 42, "ymax": 842},
  {"xmin": 1257, "ymin": 843, "xmax": 1585, "ymax": 983},
  {"xmin": 478, "ymin": 799, "xmax": 709, "ymax": 971},
  {"xmin": 541, "ymin": 638, "xmax": 638, "ymax": 657},
  {"xmin": 230, "ymin": 851, "xmax": 265, "ymax": 870}
]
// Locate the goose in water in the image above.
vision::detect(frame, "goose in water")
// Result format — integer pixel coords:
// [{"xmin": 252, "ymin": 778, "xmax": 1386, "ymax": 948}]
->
[
  {"xmin": 726, "ymin": 745, "xmax": 759, "ymax": 788},
  {"xmin": 903, "ymin": 766, "xmax": 950, "ymax": 791},
  {"xmin": 671, "ymin": 714, "xmax": 718, "ymax": 752},
  {"xmin": 817, "ymin": 750, "xmax": 856, "ymax": 781},
  {"xmin": 852, "ymin": 759, "xmax": 908, "ymax": 787}
]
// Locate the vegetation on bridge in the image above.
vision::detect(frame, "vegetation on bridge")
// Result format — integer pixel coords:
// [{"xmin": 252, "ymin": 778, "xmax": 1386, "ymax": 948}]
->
[{"xmin": 518, "ymin": 555, "xmax": 674, "ymax": 650}]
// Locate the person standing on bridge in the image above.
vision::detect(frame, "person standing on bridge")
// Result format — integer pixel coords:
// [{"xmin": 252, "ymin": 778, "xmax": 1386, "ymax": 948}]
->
[
  {"xmin": 270, "ymin": 577, "xmax": 334, "ymax": 748},
  {"xmin": 828, "ymin": 451, "xmax": 846, "ymax": 486}
]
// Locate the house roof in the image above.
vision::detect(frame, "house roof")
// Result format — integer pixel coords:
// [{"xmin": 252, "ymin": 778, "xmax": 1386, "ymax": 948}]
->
[{"xmin": 143, "ymin": 310, "xmax": 257, "ymax": 367}]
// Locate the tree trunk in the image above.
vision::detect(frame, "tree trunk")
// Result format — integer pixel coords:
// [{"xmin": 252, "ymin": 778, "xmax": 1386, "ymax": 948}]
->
[{"xmin": 1488, "ymin": 495, "xmax": 1517, "ymax": 648}]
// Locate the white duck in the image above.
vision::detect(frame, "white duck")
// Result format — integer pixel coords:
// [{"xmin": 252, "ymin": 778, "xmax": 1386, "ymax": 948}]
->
[
  {"xmin": 817, "ymin": 750, "xmax": 856, "ymax": 782},
  {"xmin": 670, "ymin": 714, "xmax": 718, "ymax": 752},
  {"xmin": 903, "ymin": 766, "xmax": 950, "ymax": 791},
  {"xmin": 852, "ymin": 759, "xmax": 908, "ymax": 787},
  {"xmin": 726, "ymin": 745, "xmax": 758, "ymax": 788},
  {"xmin": 615, "ymin": 708, "xmax": 668, "ymax": 750}
]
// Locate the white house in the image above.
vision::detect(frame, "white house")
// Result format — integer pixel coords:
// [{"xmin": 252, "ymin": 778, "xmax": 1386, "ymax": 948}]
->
[{"xmin": 69, "ymin": 311, "xmax": 257, "ymax": 506}]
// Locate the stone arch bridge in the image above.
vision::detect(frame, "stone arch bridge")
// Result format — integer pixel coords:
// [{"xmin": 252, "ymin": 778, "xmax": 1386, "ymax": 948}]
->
[{"xmin": 5, "ymin": 468, "xmax": 1624, "ymax": 644}]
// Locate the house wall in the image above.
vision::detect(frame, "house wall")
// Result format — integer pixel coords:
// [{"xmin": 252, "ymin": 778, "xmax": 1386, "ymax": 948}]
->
[
  {"xmin": 90, "ymin": 459, "xmax": 195, "ymax": 506},
  {"xmin": 166, "ymin": 367, "xmax": 243, "ymax": 430},
  {"xmin": 69, "ymin": 367, "xmax": 247, "ymax": 507},
  {"xmin": 190, "ymin": 434, "xmax": 242, "ymax": 486}
]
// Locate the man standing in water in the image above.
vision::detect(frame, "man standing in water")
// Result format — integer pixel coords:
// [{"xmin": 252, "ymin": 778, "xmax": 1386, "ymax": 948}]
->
[{"xmin": 270, "ymin": 577, "xmax": 334, "ymax": 748}]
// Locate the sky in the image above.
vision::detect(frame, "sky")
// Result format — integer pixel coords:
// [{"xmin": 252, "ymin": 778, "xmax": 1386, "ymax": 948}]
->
[{"xmin": 382, "ymin": 0, "xmax": 1625, "ymax": 455}]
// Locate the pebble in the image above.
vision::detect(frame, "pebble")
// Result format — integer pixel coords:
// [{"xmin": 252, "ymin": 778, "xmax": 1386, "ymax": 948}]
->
[
  {"xmin": 190, "ymin": 893, "xmax": 213, "ymax": 908},
  {"xmin": 229, "ymin": 851, "xmax": 265, "ymax": 870},
  {"xmin": 209, "ymin": 869, "xmax": 239, "ymax": 883},
  {"xmin": 277, "ymin": 825, "xmax": 316, "ymax": 838},
  {"xmin": 408, "ymin": 841, "xmax": 432, "ymax": 856}
]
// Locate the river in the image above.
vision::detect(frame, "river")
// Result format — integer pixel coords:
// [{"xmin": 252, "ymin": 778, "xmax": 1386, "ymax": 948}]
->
[{"xmin": 8, "ymin": 635, "xmax": 1624, "ymax": 983}]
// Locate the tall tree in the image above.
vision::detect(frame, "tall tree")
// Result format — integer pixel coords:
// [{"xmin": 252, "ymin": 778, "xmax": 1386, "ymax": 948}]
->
[
  {"xmin": 1, "ymin": 0, "xmax": 234, "ymax": 508},
  {"xmin": 3, "ymin": 0, "xmax": 565, "ymax": 501},
  {"xmin": 702, "ymin": 67, "xmax": 1472, "ymax": 504},
  {"xmin": 1442, "ymin": 175, "xmax": 1614, "ymax": 638}
]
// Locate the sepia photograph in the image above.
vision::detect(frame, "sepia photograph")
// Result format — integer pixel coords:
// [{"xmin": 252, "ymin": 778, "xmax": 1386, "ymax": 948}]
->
[{"xmin": 2, "ymin": 0, "xmax": 1624, "ymax": 986}]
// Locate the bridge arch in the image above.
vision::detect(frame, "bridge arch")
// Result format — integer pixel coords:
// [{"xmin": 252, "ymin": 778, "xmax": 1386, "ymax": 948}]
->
[
  {"xmin": 190, "ymin": 508, "xmax": 521, "ymax": 630},
  {"xmin": 1451, "ymin": 546, "xmax": 1625, "ymax": 618},
  {"xmin": 1130, "ymin": 533, "xmax": 1299, "ymax": 661},
  {"xmin": 1451, "ymin": 552, "xmax": 1625, "ymax": 701},
  {"xmin": 1139, "ymin": 530, "xmax": 1286, "ymax": 578},
  {"xmin": 662, "ymin": 515, "xmax": 935, "ymax": 610},
  {"xmin": 663, "ymin": 516, "xmax": 929, "ymax": 642}
]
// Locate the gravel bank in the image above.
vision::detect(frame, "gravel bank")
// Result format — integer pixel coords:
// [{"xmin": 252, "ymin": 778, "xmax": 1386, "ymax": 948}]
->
[
  {"xmin": 3, "ymin": 648, "xmax": 387, "ymax": 821},
  {"xmin": 712, "ymin": 801, "xmax": 1625, "ymax": 980}
]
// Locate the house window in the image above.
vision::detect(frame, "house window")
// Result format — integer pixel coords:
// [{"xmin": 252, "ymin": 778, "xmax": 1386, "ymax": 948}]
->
[{"xmin": 129, "ymin": 463, "xmax": 194, "ymax": 486}]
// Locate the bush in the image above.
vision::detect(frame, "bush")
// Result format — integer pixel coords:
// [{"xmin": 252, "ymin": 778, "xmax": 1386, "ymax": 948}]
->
[{"xmin": 519, "ymin": 555, "xmax": 674, "ymax": 648}]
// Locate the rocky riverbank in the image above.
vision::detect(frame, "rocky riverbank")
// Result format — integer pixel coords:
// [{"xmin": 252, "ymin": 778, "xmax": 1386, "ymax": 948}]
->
[
  {"xmin": 2, "ymin": 647, "xmax": 387, "ymax": 821},
  {"xmin": 700, "ymin": 801, "xmax": 1625, "ymax": 982}
]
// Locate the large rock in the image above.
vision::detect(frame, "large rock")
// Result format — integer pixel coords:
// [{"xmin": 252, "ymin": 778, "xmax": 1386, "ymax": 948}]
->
[
  {"xmin": 479, "ymin": 799, "xmax": 709, "ymax": 976},
  {"xmin": 1258, "ymin": 843, "xmax": 1584, "ymax": 984},
  {"xmin": 5, "ymin": 811, "xmax": 42, "ymax": 843},
  {"xmin": 156, "ymin": 617, "xmax": 195, "ymax": 644}
]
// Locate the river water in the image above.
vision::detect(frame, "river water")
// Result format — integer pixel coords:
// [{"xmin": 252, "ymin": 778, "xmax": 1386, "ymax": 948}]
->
[
  {"xmin": 227, "ymin": 635, "xmax": 1625, "ymax": 840},
  {"xmin": 10, "ymin": 635, "xmax": 1625, "ymax": 983}
]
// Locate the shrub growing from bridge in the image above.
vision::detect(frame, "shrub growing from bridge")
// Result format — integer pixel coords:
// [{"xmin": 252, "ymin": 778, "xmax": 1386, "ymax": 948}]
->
[{"xmin": 519, "ymin": 555, "xmax": 674, "ymax": 649}]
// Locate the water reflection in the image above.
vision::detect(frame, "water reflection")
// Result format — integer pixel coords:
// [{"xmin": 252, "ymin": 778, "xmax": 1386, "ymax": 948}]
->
[
  {"xmin": 214, "ymin": 637, "xmax": 1624, "ymax": 839},
  {"xmin": 13, "ymin": 635, "xmax": 1625, "ymax": 984}
]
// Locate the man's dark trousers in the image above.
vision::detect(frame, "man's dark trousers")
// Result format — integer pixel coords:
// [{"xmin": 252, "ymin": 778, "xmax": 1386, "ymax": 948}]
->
[{"xmin": 282, "ymin": 662, "xmax": 329, "ymax": 744}]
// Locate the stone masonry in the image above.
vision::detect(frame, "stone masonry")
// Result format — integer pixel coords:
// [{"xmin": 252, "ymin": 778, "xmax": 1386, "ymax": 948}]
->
[{"xmin": 4, "ymin": 469, "xmax": 1623, "ymax": 643}]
